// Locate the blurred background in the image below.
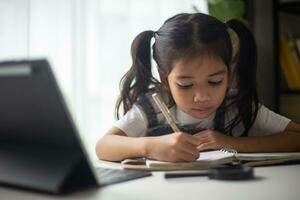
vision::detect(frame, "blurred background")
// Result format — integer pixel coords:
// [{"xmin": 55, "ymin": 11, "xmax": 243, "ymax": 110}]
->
[{"xmin": 0, "ymin": 0, "xmax": 299, "ymax": 159}]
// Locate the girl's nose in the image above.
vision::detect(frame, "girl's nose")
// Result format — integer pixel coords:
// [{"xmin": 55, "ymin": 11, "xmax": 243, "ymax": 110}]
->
[{"xmin": 193, "ymin": 90, "xmax": 211, "ymax": 103}]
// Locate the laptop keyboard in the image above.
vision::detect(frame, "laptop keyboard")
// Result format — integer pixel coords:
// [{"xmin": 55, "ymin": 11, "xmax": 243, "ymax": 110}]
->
[{"xmin": 95, "ymin": 167, "xmax": 151, "ymax": 186}]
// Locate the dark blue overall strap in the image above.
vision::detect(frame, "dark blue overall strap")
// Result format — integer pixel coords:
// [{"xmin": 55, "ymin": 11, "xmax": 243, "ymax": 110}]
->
[
  {"xmin": 147, "ymin": 125, "xmax": 205, "ymax": 136},
  {"xmin": 136, "ymin": 94, "xmax": 205, "ymax": 136},
  {"xmin": 136, "ymin": 95, "xmax": 158, "ymax": 128}
]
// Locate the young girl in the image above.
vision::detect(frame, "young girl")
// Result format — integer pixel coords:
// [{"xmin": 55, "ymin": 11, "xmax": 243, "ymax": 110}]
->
[{"xmin": 96, "ymin": 13, "xmax": 300, "ymax": 162}]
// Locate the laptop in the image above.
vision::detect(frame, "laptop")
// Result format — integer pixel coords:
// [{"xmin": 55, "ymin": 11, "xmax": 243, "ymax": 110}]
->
[{"xmin": 0, "ymin": 59, "xmax": 151, "ymax": 194}]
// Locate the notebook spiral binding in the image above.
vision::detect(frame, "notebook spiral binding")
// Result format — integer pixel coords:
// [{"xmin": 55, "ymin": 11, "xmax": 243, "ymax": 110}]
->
[{"xmin": 219, "ymin": 148, "xmax": 238, "ymax": 155}]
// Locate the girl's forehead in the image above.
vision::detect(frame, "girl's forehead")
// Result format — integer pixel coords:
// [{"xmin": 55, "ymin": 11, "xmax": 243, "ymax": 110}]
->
[{"xmin": 170, "ymin": 55, "xmax": 227, "ymax": 75}]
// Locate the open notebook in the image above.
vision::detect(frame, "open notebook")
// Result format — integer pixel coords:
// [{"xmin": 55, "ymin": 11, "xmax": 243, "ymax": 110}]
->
[{"xmin": 121, "ymin": 150, "xmax": 300, "ymax": 171}]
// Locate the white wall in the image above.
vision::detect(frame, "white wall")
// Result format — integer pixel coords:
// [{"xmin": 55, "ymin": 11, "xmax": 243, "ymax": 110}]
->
[
  {"xmin": 0, "ymin": 0, "xmax": 29, "ymax": 59},
  {"xmin": 0, "ymin": 0, "xmax": 208, "ymax": 159}
]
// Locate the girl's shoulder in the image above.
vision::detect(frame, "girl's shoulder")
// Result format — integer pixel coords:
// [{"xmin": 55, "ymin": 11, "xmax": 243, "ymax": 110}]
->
[{"xmin": 247, "ymin": 104, "xmax": 291, "ymax": 136}]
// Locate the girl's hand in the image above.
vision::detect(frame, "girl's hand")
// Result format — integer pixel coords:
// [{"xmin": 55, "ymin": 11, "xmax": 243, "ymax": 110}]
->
[
  {"xmin": 194, "ymin": 129, "xmax": 236, "ymax": 151},
  {"xmin": 146, "ymin": 132, "xmax": 199, "ymax": 162}
]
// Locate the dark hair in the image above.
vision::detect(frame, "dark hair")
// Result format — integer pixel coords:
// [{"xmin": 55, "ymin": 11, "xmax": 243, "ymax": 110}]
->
[{"xmin": 116, "ymin": 13, "xmax": 258, "ymax": 136}]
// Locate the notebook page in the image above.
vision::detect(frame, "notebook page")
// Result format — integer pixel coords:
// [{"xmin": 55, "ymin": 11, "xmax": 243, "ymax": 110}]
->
[
  {"xmin": 236, "ymin": 152, "xmax": 300, "ymax": 161},
  {"xmin": 197, "ymin": 150, "xmax": 235, "ymax": 161},
  {"xmin": 145, "ymin": 150, "xmax": 235, "ymax": 170}
]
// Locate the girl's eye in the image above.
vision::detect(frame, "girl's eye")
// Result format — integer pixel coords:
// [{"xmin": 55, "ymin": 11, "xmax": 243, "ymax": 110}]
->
[
  {"xmin": 208, "ymin": 80, "xmax": 222, "ymax": 85},
  {"xmin": 176, "ymin": 83, "xmax": 193, "ymax": 89}
]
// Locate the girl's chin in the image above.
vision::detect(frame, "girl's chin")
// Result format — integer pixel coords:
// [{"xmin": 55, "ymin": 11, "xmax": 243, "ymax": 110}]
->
[{"xmin": 189, "ymin": 108, "xmax": 214, "ymax": 119}]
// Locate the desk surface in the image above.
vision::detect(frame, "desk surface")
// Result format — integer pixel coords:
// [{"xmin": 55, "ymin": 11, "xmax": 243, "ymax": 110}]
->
[{"xmin": 1, "ymin": 161, "xmax": 300, "ymax": 200}]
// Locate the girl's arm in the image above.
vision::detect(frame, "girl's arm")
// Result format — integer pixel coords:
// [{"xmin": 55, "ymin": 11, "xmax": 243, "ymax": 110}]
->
[
  {"xmin": 195, "ymin": 121, "xmax": 300, "ymax": 152},
  {"xmin": 96, "ymin": 127, "xmax": 147, "ymax": 161},
  {"xmin": 96, "ymin": 127, "xmax": 199, "ymax": 162},
  {"xmin": 232, "ymin": 121, "xmax": 300, "ymax": 152}
]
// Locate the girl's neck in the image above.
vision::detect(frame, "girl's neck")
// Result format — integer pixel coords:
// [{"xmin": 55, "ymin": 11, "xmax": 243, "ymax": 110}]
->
[{"xmin": 174, "ymin": 106, "xmax": 216, "ymax": 126}]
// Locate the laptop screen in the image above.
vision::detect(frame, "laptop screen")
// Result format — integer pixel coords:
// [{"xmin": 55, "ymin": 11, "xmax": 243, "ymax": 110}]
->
[
  {"xmin": 0, "ymin": 59, "xmax": 98, "ymax": 194},
  {"xmin": 0, "ymin": 59, "xmax": 80, "ymax": 147}
]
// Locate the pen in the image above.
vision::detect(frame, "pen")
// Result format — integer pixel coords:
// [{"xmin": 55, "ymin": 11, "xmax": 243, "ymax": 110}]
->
[
  {"xmin": 164, "ymin": 171, "xmax": 209, "ymax": 179},
  {"xmin": 164, "ymin": 166, "xmax": 254, "ymax": 180},
  {"xmin": 152, "ymin": 93, "xmax": 180, "ymax": 132}
]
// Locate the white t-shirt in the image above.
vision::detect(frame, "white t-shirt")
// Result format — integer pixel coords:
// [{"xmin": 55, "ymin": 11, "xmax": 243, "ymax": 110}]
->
[{"xmin": 114, "ymin": 104, "xmax": 291, "ymax": 138}]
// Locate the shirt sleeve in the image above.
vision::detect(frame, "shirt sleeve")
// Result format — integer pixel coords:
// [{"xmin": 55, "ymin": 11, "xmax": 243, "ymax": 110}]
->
[
  {"xmin": 248, "ymin": 105, "xmax": 291, "ymax": 137},
  {"xmin": 114, "ymin": 104, "xmax": 148, "ymax": 137}
]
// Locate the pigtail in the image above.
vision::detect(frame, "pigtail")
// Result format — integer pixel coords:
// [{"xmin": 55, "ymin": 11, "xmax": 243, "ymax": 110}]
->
[
  {"xmin": 225, "ymin": 19, "xmax": 259, "ymax": 136},
  {"xmin": 115, "ymin": 31, "xmax": 159, "ymax": 119}
]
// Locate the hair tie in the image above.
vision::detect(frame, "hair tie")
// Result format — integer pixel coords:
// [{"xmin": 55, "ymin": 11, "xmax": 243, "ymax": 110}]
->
[
  {"xmin": 224, "ymin": 22, "xmax": 229, "ymax": 29},
  {"xmin": 153, "ymin": 31, "xmax": 158, "ymax": 38}
]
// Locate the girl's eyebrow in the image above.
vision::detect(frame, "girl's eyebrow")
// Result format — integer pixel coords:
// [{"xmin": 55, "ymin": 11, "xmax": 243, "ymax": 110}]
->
[
  {"xmin": 176, "ymin": 69, "xmax": 226, "ymax": 79},
  {"xmin": 208, "ymin": 69, "xmax": 226, "ymax": 77},
  {"xmin": 176, "ymin": 75, "xmax": 193, "ymax": 79}
]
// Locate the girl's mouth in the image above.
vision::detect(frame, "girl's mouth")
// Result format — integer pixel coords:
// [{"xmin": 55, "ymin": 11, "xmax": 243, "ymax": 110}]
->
[{"xmin": 191, "ymin": 107, "xmax": 212, "ymax": 114}]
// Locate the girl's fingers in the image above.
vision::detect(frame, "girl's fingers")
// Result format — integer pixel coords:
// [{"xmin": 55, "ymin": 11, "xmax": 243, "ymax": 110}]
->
[
  {"xmin": 194, "ymin": 132, "xmax": 209, "ymax": 139},
  {"xmin": 179, "ymin": 143, "xmax": 199, "ymax": 158},
  {"xmin": 193, "ymin": 129, "xmax": 210, "ymax": 136},
  {"xmin": 197, "ymin": 142, "xmax": 216, "ymax": 151},
  {"xmin": 171, "ymin": 151, "xmax": 189, "ymax": 162},
  {"xmin": 195, "ymin": 137, "xmax": 211, "ymax": 146},
  {"xmin": 182, "ymin": 132, "xmax": 211, "ymax": 146},
  {"xmin": 183, "ymin": 134, "xmax": 199, "ymax": 146},
  {"xmin": 178, "ymin": 151, "xmax": 199, "ymax": 162}
]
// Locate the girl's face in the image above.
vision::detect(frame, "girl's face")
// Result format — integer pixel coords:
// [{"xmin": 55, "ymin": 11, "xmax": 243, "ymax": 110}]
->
[{"xmin": 167, "ymin": 55, "xmax": 228, "ymax": 119}]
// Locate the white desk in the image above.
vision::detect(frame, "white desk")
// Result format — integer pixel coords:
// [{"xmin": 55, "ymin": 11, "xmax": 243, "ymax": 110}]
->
[{"xmin": 1, "ymin": 163, "xmax": 300, "ymax": 200}]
